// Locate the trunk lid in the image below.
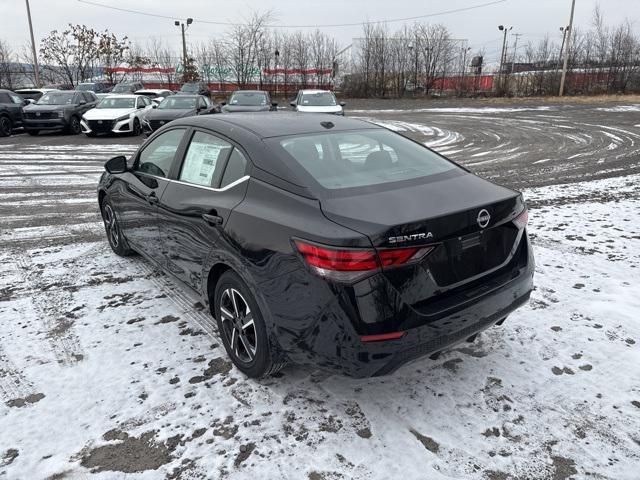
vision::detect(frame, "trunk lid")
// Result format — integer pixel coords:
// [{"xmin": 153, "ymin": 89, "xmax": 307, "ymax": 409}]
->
[{"xmin": 320, "ymin": 172, "xmax": 525, "ymax": 289}]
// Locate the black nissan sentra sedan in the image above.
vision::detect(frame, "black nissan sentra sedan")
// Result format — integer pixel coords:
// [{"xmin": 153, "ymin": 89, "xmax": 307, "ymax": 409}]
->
[
  {"xmin": 221, "ymin": 90, "xmax": 277, "ymax": 113},
  {"xmin": 98, "ymin": 113, "xmax": 534, "ymax": 378},
  {"xmin": 142, "ymin": 94, "xmax": 219, "ymax": 133}
]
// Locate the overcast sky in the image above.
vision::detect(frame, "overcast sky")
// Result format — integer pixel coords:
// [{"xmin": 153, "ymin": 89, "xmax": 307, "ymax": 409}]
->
[{"xmin": 1, "ymin": 0, "xmax": 638, "ymax": 63}]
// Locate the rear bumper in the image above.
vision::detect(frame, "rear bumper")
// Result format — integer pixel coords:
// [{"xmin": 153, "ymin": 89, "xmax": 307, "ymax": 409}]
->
[{"xmin": 263, "ymin": 234, "xmax": 534, "ymax": 378}]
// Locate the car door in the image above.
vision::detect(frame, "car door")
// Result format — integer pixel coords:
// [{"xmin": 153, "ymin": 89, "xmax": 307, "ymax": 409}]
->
[
  {"xmin": 5, "ymin": 92, "xmax": 25, "ymax": 126},
  {"xmin": 113, "ymin": 127, "xmax": 188, "ymax": 264},
  {"xmin": 157, "ymin": 129, "xmax": 250, "ymax": 290}
]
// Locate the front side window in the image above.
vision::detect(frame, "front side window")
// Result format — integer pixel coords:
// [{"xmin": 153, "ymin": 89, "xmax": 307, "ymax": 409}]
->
[
  {"xmin": 9, "ymin": 93, "xmax": 23, "ymax": 104},
  {"xmin": 0, "ymin": 93, "xmax": 11, "ymax": 103},
  {"xmin": 275, "ymin": 129, "xmax": 458, "ymax": 190},
  {"xmin": 179, "ymin": 132, "xmax": 232, "ymax": 188},
  {"xmin": 136, "ymin": 128, "xmax": 185, "ymax": 178}
]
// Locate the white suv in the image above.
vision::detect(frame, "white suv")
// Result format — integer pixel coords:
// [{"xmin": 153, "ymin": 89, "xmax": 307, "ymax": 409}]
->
[{"xmin": 290, "ymin": 89, "xmax": 345, "ymax": 115}]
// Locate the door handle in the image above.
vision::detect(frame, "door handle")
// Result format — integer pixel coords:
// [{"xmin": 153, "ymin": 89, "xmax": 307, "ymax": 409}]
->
[
  {"xmin": 202, "ymin": 212, "xmax": 223, "ymax": 226},
  {"xmin": 145, "ymin": 192, "xmax": 158, "ymax": 204}
]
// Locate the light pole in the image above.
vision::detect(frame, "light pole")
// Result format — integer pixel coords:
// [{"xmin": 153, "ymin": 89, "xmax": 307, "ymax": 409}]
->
[
  {"xmin": 558, "ymin": 25, "xmax": 570, "ymax": 68},
  {"xmin": 559, "ymin": 0, "xmax": 576, "ymax": 96},
  {"xmin": 498, "ymin": 25, "xmax": 512, "ymax": 93},
  {"xmin": 25, "ymin": 0, "xmax": 40, "ymax": 87},
  {"xmin": 274, "ymin": 49, "xmax": 280, "ymax": 97},
  {"xmin": 174, "ymin": 18, "xmax": 193, "ymax": 73}
]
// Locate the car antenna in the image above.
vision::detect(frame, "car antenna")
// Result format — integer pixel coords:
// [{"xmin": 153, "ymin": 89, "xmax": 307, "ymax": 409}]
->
[{"xmin": 320, "ymin": 121, "xmax": 334, "ymax": 129}]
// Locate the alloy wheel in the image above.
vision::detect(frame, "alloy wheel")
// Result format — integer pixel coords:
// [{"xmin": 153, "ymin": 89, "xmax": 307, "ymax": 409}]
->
[
  {"xmin": 102, "ymin": 204, "xmax": 119, "ymax": 248},
  {"xmin": 0, "ymin": 117, "xmax": 11, "ymax": 136},
  {"xmin": 219, "ymin": 288, "xmax": 257, "ymax": 364}
]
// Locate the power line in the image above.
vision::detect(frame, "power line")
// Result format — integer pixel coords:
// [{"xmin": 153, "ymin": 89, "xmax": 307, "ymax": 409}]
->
[{"xmin": 76, "ymin": 0, "xmax": 508, "ymax": 28}]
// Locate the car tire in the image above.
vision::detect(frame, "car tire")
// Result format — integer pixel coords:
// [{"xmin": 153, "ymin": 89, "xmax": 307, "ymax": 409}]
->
[
  {"xmin": 0, "ymin": 116, "xmax": 12, "ymax": 137},
  {"xmin": 214, "ymin": 271, "xmax": 284, "ymax": 378},
  {"xmin": 132, "ymin": 118, "xmax": 141, "ymax": 136},
  {"xmin": 27, "ymin": 130, "xmax": 39, "ymax": 136},
  {"xmin": 100, "ymin": 197, "xmax": 134, "ymax": 257},
  {"xmin": 67, "ymin": 116, "xmax": 81, "ymax": 135}
]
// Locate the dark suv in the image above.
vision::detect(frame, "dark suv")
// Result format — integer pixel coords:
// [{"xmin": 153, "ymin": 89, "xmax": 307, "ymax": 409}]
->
[
  {"xmin": 178, "ymin": 82, "xmax": 210, "ymax": 98},
  {"xmin": 23, "ymin": 91, "xmax": 98, "ymax": 135},
  {"xmin": 76, "ymin": 82, "xmax": 111, "ymax": 94},
  {"xmin": 111, "ymin": 81, "xmax": 144, "ymax": 94},
  {"xmin": 0, "ymin": 89, "xmax": 29, "ymax": 136}
]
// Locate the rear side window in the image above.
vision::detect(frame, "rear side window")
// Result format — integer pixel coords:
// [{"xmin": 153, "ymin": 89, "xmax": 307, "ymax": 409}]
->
[
  {"xmin": 136, "ymin": 128, "xmax": 186, "ymax": 177},
  {"xmin": 220, "ymin": 149, "xmax": 248, "ymax": 187},
  {"xmin": 179, "ymin": 131, "xmax": 232, "ymax": 188},
  {"xmin": 276, "ymin": 129, "xmax": 458, "ymax": 190}
]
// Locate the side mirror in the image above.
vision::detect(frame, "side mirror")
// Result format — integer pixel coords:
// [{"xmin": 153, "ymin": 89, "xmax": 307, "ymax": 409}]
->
[
  {"xmin": 340, "ymin": 102, "xmax": 346, "ymax": 107},
  {"xmin": 79, "ymin": 100, "xmax": 87, "ymax": 105},
  {"xmin": 152, "ymin": 104, "xmax": 157, "ymax": 108},
  {"xmin": 290, "ymin": 102, "xmax": 296, "ymax": 108},
  {"xmin": 105, "ymin": 155, "xmax": 128, "ymax": 174},
  {"xmin": 221, "ymin": 101, "xmax": 227, "ymax": 106},
  {"xmin": 271, "ymin": 102, "xmax": 278, "ymax": 107}
]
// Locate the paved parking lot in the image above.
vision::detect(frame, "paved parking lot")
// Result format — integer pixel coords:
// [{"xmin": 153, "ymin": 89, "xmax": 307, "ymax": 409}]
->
[{"xmin": 1, "ymin": 102, "xmax": 639, "ymax": 479}]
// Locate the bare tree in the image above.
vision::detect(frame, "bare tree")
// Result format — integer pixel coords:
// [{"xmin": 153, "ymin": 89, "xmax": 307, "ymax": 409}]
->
[{"xmin": 0, "ymin": 39, "xmax": 15, "ymax": 89}]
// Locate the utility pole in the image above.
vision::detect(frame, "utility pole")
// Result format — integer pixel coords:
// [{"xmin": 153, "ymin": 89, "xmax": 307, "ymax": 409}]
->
[
  {"xmin": 511, "ymin": 33, "xmax": 523, "ymax": 74},
  {"xmin": 174, "ymin": 18, "xmax": 193, "ymax": 74},
  {"xmin": 558, "ymin": 26, "xmax": 570, "ymax": 68},
  {"xmin": 559, "ymin": 0, "xmax": 576, "ymax": 96},
  {"xmin": 498, "ymin": 25, "xmax": 512, "ymax": 94},
  {"xmin": 25, "ymin": 0, "xmax": 40, "ymax": 88}
]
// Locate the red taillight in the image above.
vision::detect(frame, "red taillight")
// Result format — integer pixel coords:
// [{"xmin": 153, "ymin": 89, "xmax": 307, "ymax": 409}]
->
[
  {"xmin": 513, "ymin": 209, "xmax": 529, "ymax": 229},
  {"xmin": 294, "ymin": 240, "xmax": 434, "ymax": 283},
  {"xmin": 361, "ymin": 331, "xmax": 406, "ymax": 342},
  {"xmin": 294, "ymin": 242, "xmax": 379, "ymax": 271}
]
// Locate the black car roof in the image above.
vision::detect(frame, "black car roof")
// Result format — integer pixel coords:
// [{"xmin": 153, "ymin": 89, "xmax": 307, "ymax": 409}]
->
[{"xmin": 172, "ymin": 112, "xmax": 379, "ymax": 139}]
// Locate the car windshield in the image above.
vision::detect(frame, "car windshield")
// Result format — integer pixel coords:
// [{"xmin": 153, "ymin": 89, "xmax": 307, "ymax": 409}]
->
[
  {"xmin": 158, "ymin": 97, "xmax": 197, "ymax": 109},
  {"xmin": 180, "ymin": 84, "xmax": 200, "ymax": 92},
  {"xmin": 76, "ymin": 84, "xmax": 96, "ymax": 91},
  {"xmin": 274, "ymin": 129, "xmax": 458, "ymax": 190},
  {"xmin": 300, "ymin": 92, "xmax": 337, "ymax": 106},
  {"xmin": 229, "ymin": 92, "xmax": 267, "ymax": 106},
  {"xmin": 97, "ymin": 97, "xmax": 135, "ymax": 109},
  {"xmin": 112, "ymin": 84, "xmax": 134, "ymax": 93},
  {"xmin": 37, "ymin": 92, "xmax": 76, "ymax": 105}
]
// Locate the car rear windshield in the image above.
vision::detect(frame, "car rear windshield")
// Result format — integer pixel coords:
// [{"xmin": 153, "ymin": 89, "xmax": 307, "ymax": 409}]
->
[
  {"xmin": 158, "ymin": 97, "xmax": 196, "ymax": 109},
  {"xmin": 97, "ymin": 97, "xmax": 135, "ymax": 109},
  {"xmin": 230, "ymin": 92, "xmax": 267, "ymax": 106},
  {"xmin": 76, "ymin": 84, "xmax": 96, "ymax": 91},
  {"xmin": 37, "ymin": 92, "xmax": 76, "ymax": 105},
  {"xmin": 274, "ymin": 129, "xmax": 459, "ymax": 190},
  {"xmin": 301, "ymin": 92, "xmax": 336, "ymax": 106}
]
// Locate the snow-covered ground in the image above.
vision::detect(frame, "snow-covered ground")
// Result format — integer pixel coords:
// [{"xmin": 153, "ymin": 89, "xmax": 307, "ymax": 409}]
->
[{"xmin": 1, "ymin": 116, "xmax": 639, "ymax": 479}]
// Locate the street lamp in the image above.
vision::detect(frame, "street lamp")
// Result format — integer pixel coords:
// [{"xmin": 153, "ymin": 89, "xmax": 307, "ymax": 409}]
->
[
  {"xmin": 274, "ymin": 49, "xmax": 280, "ymax": 96},
  {"xmin": 175, "ymin": 17, "xmax": 193, "ymax": 73}
]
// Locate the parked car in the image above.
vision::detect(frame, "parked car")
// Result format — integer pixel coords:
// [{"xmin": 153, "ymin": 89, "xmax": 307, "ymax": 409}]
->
[
  {"xmin": 81, "ymin": 94, "xmax": 154, "ymax": 136},
  {"xmin": 290, "ymin": 89, "xmax": 345, "ymax": 115},
  {"xmin": 15, "ymin": 88, "xmax": 57, "ymax": 102},
  {"xmin": 0, "ymin": 89, "xmax": 30, "ymax": 136},
  {"xmin": 134, "ymin": 89, "xmax": 174, "ymax": 106},
  {"xmin": 221, "ymin": 90, "xmax": 277, "ymax": 113},
  {"xmin": 23, "ymin": 91, "xmax": 98, "ymax": 135},
  {"xmin": 76, "ymin": 82, "xmax": 111, "ymax": 94},
  {"xmin": 141, "ymin": 94, "xmax": 219, "ymax": 133},
  {"xmin": 178, "ymin": 82, "xmax": 210, "ymax": 98},
  {"xmin": 111, "ymin": 81, "xmax": 144, "ymax": 95},
  {"xmin": 97, "ymin": 113, "xmax": 534, "ymax": 378}
]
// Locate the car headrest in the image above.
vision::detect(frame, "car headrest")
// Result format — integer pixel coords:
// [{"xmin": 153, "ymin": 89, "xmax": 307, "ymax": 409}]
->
[
  {"xmin": 290, "ymin": 139, "xmax": 320, "ymax": 163},
  {"xmin": 365, "ymin": 150, "xmax": 393, "ymax": 170}
]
